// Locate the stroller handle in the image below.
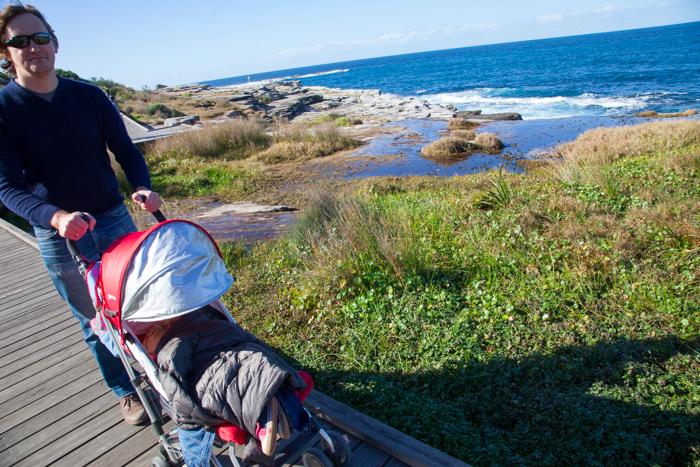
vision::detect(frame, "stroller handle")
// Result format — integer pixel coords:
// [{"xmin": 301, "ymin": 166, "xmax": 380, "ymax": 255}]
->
[
  {"xmin": 136, "ymin": 193, "xmax": 167, "ymax": 224},
  {"xmin": 67, "ymin": 206, "xmax": 167, "ymax": 274}
]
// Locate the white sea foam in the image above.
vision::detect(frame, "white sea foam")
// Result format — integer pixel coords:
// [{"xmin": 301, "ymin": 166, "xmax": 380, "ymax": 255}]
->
[
  {"xmin": 218, "ymin": 69, "xmax": 350, "ymax": 89},
  {"xmin": 422, "ymin": 88, "xmax": 657, "ymax": 119}
]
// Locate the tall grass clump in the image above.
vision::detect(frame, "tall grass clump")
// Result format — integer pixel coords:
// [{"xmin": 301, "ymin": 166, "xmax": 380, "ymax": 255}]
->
[
  {"xmin": 290, "ymin": 190, "xmax": 452, "ymax": 285},
  {"xmin": 256, "ymin": 122, "xmax": 361, "ymax": 164},
  {"xmin": 548, "ymin": 119, "xmax": 700, "ymax": 185},
  {"xmin": 144, "ymin": 118, "xmax": 271, "ymax": 161}
]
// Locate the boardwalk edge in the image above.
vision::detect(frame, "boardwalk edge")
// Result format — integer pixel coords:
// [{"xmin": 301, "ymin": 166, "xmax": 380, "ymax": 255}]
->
[
  {"xmin": 304, "ymin": 389, "xmax": 473, "ymax": 467},
  {"xmin": 0, "ymin": 218, "xmax": 38, "ymax": 250}
]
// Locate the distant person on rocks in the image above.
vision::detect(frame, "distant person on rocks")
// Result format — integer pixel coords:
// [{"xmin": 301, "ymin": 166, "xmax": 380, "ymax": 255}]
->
[{"xmin": 0, "ymin": 2, "xmax": 162, "ymax": 425}]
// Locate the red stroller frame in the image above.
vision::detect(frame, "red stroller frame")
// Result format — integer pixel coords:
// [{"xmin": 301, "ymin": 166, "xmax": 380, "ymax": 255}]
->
[{"xmin": 67, "ymin": 209, "xmax": 352, "ymax": 467}]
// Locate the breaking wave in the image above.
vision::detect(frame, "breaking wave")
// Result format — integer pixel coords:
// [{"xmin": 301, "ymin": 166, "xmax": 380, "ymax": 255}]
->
[{"xmin": 422, "ymin": 89, "xmax": 681, "ymax": 119}]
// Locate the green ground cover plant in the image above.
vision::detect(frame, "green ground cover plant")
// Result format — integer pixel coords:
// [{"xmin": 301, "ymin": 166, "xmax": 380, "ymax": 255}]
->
[{"xmin": 220, "ymin": 119, "xmax": 700, "ymax": 466}]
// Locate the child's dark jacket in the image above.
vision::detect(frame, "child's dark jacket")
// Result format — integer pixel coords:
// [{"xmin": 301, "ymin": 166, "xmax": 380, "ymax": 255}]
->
[{"xmin": 154, "ymin": 306, "xmax": 307, "ymax": 435}]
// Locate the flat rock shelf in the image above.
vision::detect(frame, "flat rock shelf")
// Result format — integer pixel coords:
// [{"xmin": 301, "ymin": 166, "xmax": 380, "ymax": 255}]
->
[{"xmin": 0, "ymin": 219, "xmax": 471, "ymax": 467}]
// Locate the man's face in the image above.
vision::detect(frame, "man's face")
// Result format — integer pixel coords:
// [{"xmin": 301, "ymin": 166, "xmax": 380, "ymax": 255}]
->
[{"xmin": 4, "ymin": 13, "xmax": 56, "ymax": 80}]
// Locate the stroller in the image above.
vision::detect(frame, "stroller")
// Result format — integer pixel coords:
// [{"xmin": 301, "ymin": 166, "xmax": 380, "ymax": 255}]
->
[{"xmin": 67, "ymin": 209, "xmax": 352, "ymax": 467}]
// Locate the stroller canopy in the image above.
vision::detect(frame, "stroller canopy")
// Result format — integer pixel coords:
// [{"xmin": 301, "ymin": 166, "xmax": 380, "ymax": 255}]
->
[{"xmin": 100, "ymin": 220, "xmax": 233, "ymax": 323}]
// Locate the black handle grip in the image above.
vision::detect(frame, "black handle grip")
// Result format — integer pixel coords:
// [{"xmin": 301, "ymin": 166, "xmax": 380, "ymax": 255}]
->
[
  {"xmin": 137, "ymin": 193, "xmax": 166, "ymax": 223},
  {"xmin": 67, "ymin": 237, "xmax": 91, "ymax": 276}
]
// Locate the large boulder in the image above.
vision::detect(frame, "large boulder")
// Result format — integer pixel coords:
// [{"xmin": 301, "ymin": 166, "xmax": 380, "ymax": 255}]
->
[
  {"xmin": 267, "ymin": 94, "xmax": 324, "ymax": 119},
  {"xmin": 164, "ymin": 115, "xmax": 200, "ymax": 127},
  {"xmin": 456, "ymin": 111, "xmax": 522, "ymax": 120}
]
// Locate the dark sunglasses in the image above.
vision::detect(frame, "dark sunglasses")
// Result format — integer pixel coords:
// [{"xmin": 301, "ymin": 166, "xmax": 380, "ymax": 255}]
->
[{"xmin": 4, "ymin": 32, "xmax": 53, "ymax": 48}]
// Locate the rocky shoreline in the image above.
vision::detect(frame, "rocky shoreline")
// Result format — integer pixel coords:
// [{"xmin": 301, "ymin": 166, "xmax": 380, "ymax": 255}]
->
[{"xmin": 156, "ymin": 81, "xmax": 522, "ymax": 126}]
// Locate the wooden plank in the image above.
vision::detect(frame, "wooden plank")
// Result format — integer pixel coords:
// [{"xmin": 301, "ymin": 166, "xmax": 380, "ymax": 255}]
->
[
  {"xmin": 0, "ymin": 293, "xmax": 65, "ymax": 319},
  {"xmin": 343, "ymin": 442, "xmax": 392, "ymax": 467},
  {"xmin": 0, "ymin": 391, "xmax": 114, "ymax": 462},
  {"xmin": 279, "ymin": 432, "xmax": 322, "ymax": 467},
  {"xmin": 89, "ymin": 416, "xmax": 174, "ymax": 467},
  {"xmin": 0, "ymin": 259, "xmax": 47, "ymax": 280},
  {"xmin": 0, "ymin": 283, "xmax": 62, "ymax": 313},
  {"xmin": 0, "ymin": 255, "xmax": 43, "ymax": 275},
  {"xmin": 47, "ymin": 410, "xmax": 153, "ymax": 467},
  {"xmin": 0, "ymin": 332, "xmax": 82, "ymax": 378},
  {"xmin": 0, "ymin": 323, "xmax": 80, "ymax": 362},
  {"xmin": 384, "ymin": 458, "xmax": 412, "ymax": 467},
  {"xmin": 0, "ymin": 303, "xmax": 67, "ymax": 333},
  {"xmin": 0, "ymin": 339, "xmax": 85, "ymax": 384},
  {"xmin": 0, "ymin": 270, "xmax": 48, "ymax": 292},
  {"xmin": 0, "ymin": 350, "xmax": 96, "ymax": 411},
  {"xmin": 0, "ymin": 240, "xmax": 35, "ymax": 256},
  {"xmin": 0, "ymin": 294, "xmax": 64, "ymax": 318},
  {"xmin": 0, "ymin": 372, "xmax": 105, "ymax": 435},
  {"xmin": 0, "ymin": 254, "xmax": 46, "ymax": 275},
  {"xmin": 88, "ymin": 429, "xmax": 160, "ymax": 467},
  {"xmin": 13, "ymin": 404, "xmax": 124, "ymax": 466},
  {"xmin": 304, "ymin": 390, "xmax": 472, "ymax": 467},
  {"xmin": 0, "ymin": 300, "xmax": 66, "ymax": 325},
  {"xmin": 0, "ymin": 311, "xmax": 74, "ymax": 350}
]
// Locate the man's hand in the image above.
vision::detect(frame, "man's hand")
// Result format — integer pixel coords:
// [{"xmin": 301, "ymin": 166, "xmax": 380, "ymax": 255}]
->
[
  {"xmin": 50, "ymin": 210, "xmax": 96, "ymax": 240},
  {"xmin": 132, "ymin": 187, "xmax": 163, "ymax": 213}
]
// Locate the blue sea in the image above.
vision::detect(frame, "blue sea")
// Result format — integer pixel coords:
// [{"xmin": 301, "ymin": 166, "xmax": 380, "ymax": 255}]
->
[{"xmin": 203, "ymin": 22, "xmax": 700, "ymax": 120}]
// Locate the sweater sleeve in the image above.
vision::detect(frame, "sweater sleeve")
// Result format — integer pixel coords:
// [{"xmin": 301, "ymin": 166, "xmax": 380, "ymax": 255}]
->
[
  {"xmin": 0, "ymin": 122, "xmax": 59, "ymax": 228},
  {"xmin": 99, "ymin": 94, "xmax": 152, "ymax": 191}
]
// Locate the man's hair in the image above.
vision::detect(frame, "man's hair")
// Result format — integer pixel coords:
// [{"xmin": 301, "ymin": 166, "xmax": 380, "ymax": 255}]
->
[{"xmin": 0, "ymin": 2, "xmax": 58, "ymax": 77}]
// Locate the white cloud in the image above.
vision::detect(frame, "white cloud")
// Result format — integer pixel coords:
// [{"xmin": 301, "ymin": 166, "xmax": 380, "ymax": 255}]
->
[
  {"xmin": 270, "ymin": 22, "xmax": 512, "ymax": 60},
  {"xmin": 537, "ymin": 5, "xmax": 629, "ymax": 24},
  {"xmin": 537, "ymin": 13, "xmax": 565, "ymax": 23}
]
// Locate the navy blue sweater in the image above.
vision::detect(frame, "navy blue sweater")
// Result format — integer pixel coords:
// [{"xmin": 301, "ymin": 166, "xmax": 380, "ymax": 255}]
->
[{"xmin": 0, "ymin": 78, "xmax": 151, "ymax": 228}]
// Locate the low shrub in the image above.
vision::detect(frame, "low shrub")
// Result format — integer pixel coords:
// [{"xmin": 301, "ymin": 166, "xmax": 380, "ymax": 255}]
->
[
  {"xmin": 258, "ymin": 122, "xmax": 361, "ymax": 163},
  {"xmin": 420, "ymin": 136, "xmax": 480, "ymax": 160},
  {"xmin": 447, "ymin": 118, "xmax": 479, "ymax": 130},
  {"xmin": 474, "ymin": 132, "xmax": 504, "ymax": 151},
  {"xmin": 450, "ymin": 129, "xmax": 476, "ymax": 141}
]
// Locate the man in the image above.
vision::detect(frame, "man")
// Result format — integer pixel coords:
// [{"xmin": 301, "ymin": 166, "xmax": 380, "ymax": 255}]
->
[{"xmin": 0, "ymin": 3, "xmax": 162, "ymax": 425}]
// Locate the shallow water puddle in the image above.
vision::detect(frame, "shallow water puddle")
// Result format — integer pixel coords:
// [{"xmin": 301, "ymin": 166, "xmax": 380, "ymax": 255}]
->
[
  {"xmin": 177, "ymin": 202, "xmax": 297, "ymax": 243},
  {"xmin": 343, "ymin": 115, "xmax": 670, "ymax": 177}
]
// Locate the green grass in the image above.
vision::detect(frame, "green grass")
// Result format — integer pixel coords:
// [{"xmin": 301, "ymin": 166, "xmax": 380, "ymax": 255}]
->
[{"xmin": 220, "ymin": 120, "xmax": 700, "ymax": 466}]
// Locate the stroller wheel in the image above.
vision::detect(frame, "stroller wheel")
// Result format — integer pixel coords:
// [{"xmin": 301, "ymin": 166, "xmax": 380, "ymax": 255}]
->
[
  {"xmin": 302, "ymin": 447, "xmax": 333, "ymax": 467},
  {"xmin": 151, "ymin": 456, "xmax": 169, "ymax": 467},
  {"xmin": 320, "ymin": 431, "xmax": 352, "ymax": 466}
]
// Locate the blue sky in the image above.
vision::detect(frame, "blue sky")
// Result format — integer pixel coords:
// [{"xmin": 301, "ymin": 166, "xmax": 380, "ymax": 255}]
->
[{"xmin": 29, "ymin": 0, "xmax": 700, "ymax": 88}]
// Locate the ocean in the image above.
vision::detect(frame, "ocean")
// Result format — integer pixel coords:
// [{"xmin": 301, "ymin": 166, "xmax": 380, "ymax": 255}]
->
[{"xmin": 203, "ymin": 22, "xmax": 700, "ymax": 120}]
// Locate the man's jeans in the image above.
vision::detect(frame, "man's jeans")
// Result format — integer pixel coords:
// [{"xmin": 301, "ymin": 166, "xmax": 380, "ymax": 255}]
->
[{"xmin": 35, "ymin": 203, "xmax": 137, "ymax": 398}]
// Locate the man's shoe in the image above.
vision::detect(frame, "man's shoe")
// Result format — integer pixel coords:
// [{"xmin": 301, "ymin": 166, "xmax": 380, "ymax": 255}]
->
[{"xmin": 120, "ymin": 393, "xmax": 149, "ymax": 425}]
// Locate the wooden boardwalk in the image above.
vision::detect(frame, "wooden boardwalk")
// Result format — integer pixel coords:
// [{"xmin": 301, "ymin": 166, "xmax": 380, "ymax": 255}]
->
[{"xmin": 0, "ymin": 219, "xmax": 471, "ymax": 467}]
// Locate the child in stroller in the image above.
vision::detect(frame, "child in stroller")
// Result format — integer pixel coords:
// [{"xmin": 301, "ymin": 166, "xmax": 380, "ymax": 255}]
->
[{"xmin": 141, "ymin": 304, "xmax": 311, "ymax": 466}]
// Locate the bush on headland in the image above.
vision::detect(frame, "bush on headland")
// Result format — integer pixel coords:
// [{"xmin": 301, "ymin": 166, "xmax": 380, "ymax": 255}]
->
[
  {"xmin": 257, "ymin": 121, "xmax": 362, "ymax": 164},
  {"xmin": 420, "ymin": 136, "xmax": 481, "ymax": 160},
  {"xmin": 449, "ymin": 129, "xmax": 476, "ymax": 140},
  {"xmin": 447, "ymin": 117, "xmax": 479, "ymax": 130},
  {"xmin": 221, "ymin": 118, "xmax": 700, "ymax": 467},
  {"xmin": 421, "ymin": 132, "xmax": 504, "ymax": 160}
]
